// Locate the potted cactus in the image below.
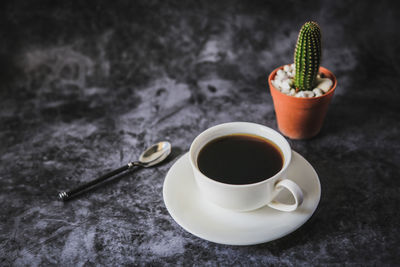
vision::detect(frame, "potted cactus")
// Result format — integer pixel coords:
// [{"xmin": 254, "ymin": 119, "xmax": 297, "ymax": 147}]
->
[{"xmin": 268, "ymin": 21, "xmax": 337, "ymax": 139}]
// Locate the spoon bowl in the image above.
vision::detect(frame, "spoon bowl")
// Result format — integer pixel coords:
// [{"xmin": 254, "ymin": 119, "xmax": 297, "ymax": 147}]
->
[{"xmin": 139, "ymin": 141, "xmax": 171, "ymax": 167}]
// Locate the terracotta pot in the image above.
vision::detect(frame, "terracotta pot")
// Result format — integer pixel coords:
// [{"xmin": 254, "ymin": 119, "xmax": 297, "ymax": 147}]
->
[{"xmin": 268, "ymin": 66, "xmax": 337, "ymax": 140}]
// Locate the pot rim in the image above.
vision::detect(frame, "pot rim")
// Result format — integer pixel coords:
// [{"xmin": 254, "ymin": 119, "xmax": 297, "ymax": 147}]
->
[{"xmin": 268, "ymin": 65, "xmax": 337, "ymax": 100}]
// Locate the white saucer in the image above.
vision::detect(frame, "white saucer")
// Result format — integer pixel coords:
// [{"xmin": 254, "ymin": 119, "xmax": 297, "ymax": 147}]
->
[{"xmin": 163, "ymin": 151, "xmax": 321, "ymax": 245}]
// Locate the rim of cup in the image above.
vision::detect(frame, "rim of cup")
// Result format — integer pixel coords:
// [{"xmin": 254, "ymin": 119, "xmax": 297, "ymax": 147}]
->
[{"xmin": 189, "ymin": 122, "xmax": 292, "ymax": 188}]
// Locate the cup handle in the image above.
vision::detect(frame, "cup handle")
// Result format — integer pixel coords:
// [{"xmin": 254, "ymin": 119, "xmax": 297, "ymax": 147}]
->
[{"xmin": 267, "ymin": 179, "xmax": 304, "ymax": 212}]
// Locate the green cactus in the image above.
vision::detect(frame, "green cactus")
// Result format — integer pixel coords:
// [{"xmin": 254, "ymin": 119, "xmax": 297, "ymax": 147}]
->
[{"xmin": 294, "ymin": 21, "xmax": 322, "ymax": 91}]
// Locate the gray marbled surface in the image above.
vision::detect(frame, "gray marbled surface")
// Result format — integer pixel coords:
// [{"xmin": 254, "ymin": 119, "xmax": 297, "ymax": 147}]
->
[{"xmin": 1, "ymin": 0, "xmax": 399, "ymax": 265}]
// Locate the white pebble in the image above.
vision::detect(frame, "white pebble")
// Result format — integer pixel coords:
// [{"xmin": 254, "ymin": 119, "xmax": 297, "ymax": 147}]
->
[
  {"xmin": 277, "ymin": 69, "xmax": 285, "ymax": 77},
  {"xmin": 281, "ymin": 80, "xmax": 291, "ymax": 90},
  {"xmin": 272, "ymin": 80, "xmax": 281, "ymax": 90},
  {"xmin": 281, "ymin": 87, "xmax": 290, "ymax": 94},
  {"xmin": 283, "ymin": 65, "xmax": 290, "ymax": 72},
  {"xmin": 289, "ymin": 89, "xmax": 296, "ymax": 96},
  {"xmin": 276, "ymin": 70, "xmax": 288, "ymax": 80},
  {"xmin": 295, "ymin": 90, "xmax": 315, "ymax": 98},
  {"xmin": 274, "ymin": 73, "xmax": 284, "ymax": 82},
  {"xmin": 303, "ymin": 90, "xmax": 315, "ymax": 97},
  {"xmin": 316, "ymin": 78, "xmax": 333, "ymax": 93},
  {"xmin": 295, "ymin": 91, "xmax": 306, "ymax": 98},
  {"xmin": 313, "ymin": 88, "xmax": 324, "ymax": 95},
  {"xmin": 290, "ymin": 63, "xmax": 295, "ymax": 70}
]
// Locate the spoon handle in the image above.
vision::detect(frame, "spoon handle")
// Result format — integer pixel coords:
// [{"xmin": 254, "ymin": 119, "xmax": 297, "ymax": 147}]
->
[{"xmin": 58, "ymin": 162, "xmax": 138, "ymax": 201}]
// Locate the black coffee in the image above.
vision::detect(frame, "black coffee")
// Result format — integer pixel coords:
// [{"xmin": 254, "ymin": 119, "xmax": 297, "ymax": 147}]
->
[{"xmin": 197, "ymin": 134, "xmax": 283, "ymax": 185}]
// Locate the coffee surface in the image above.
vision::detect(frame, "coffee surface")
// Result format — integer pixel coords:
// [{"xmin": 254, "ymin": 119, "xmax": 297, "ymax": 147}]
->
[{"xmin": 197, "ymin": 134, "xmax": 283, "ymax": 185}]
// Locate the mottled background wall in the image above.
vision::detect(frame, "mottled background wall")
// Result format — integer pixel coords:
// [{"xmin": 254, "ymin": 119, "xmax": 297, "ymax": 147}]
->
[{"xmin": 1, "ymin": 0, "xmax": 399, "ymax": 265}]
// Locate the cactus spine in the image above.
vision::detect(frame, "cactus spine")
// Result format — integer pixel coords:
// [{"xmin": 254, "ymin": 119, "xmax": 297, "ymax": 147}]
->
[{"xmin": 294, "ymin": 21, "xmax": 321, "ymax": 91}]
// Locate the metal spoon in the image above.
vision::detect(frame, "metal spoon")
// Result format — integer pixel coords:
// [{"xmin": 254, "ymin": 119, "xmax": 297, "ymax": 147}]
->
[{"xmin": 58, "ymin": 141, "xmax": 171, "ymax": 201}]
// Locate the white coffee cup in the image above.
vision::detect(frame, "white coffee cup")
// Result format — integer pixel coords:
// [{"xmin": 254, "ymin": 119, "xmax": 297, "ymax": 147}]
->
[{"xmin": 189, "ymin": 122, "xmax": 303, "ymax": 212}]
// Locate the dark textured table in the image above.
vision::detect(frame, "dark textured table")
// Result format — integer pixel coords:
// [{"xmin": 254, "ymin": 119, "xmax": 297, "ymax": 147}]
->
[{"xmin": 1, "ymin": 1, "xmax": 399, "ymax": 265}]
